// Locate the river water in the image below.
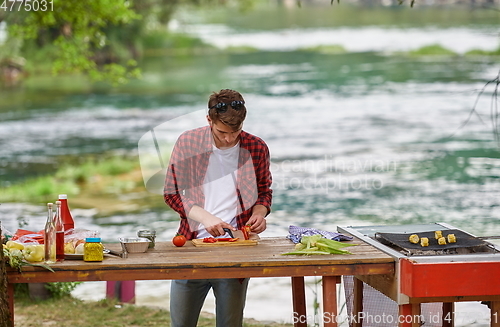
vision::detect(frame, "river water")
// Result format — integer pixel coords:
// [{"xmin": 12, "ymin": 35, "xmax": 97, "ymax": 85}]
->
[{"xmin": 1, "ymin": 2, "xmax": 499, "ymax": 326}]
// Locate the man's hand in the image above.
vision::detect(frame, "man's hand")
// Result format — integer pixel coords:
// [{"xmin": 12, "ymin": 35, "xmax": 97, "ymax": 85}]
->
[
  {"xmin": 246, "ymin": 205, "xmax": 268, "ymax": 234},
  {"xmin": 205, "ymin": 221, "xmax": 235, "ymax": 237},
  {"xmin": 188, "ymin": 205, "xmax": 235, "ymax": 237}
]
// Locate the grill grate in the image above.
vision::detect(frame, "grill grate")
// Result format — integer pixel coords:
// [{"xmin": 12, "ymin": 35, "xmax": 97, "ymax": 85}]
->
[{"xmin": 374, "ymin": 229, "xmax": 496, "ymax": 256}]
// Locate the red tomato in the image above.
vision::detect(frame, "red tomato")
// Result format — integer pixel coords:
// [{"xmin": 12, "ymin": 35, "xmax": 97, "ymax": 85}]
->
[{"xmin": 172, "ymin": 235, "xmax": 187, "ymax": 247}]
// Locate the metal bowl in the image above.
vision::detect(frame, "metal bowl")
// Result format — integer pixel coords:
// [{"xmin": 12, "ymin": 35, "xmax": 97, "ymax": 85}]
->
[{"xmin": 119, "ymin": 237, "xmax": 150, "ymax": 253}]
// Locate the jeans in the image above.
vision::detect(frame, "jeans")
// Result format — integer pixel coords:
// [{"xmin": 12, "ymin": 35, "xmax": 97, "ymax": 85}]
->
[{"xmin": 170, "ymin": 278, "xmax": 249, "ymax": 327}]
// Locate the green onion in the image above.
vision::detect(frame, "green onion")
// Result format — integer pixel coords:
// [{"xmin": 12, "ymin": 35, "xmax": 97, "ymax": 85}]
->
[{"xmin": 282, "ymin": 234, "xmax": 356, "ymax": 256}]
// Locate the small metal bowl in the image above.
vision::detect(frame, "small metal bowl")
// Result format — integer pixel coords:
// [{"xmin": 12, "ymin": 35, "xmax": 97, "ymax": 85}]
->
[{"xmin": 119, "ymin": 237, "xmax": 150, "ymax": 253}]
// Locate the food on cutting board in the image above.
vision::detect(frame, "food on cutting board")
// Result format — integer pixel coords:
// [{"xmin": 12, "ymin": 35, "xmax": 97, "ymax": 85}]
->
[
  {"xmin": 447, "ymin": 234, "xmax": 457, "ymax": 243},
  {"xmin": 437, "ymin": 237, "xmax": 447, "ymax": 245},
  {"xmin": 202, "ymin": 237, "xmax": 238, "ymax": 243},
  {"xmin": 242, "ymin": 224, "xmax": 251, "ymax": 240},
  {"xmin": 434, "ymin": 230, "xmax": 443, "ymax": 239},
  {"xmin": 408, "ymin": 234, "xmax": 420, "ymax": 244},
  {"xmin": 420, "ymin": 237, "xmax": 429, "ymax": 247}
]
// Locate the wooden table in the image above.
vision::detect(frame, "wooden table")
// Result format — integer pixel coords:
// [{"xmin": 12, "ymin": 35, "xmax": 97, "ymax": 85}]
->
[{"xmin": 7, "ymin": 237, "xmax": 394, "ymax": 327}]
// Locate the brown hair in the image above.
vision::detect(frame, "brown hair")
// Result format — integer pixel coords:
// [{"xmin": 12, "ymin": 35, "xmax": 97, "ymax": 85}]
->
[{"xmin": 208, "ymin": 89, "xmax": 247, "ymax": 131}]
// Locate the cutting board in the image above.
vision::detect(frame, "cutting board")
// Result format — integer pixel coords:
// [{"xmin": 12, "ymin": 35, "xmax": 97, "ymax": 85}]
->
[{"xmin": 192, "ymin": 235, "xmax": 259, "ymax": 247}]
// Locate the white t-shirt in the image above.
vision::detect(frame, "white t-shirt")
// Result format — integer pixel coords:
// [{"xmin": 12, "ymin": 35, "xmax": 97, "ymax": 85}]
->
[{"xmin": 196, "ymin": 143, "xmax": 240, "ymax": 238}]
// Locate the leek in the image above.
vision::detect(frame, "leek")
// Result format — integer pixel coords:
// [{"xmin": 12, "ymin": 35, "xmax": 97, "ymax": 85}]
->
[{"xmin": 282, "ymin": 234, "xmax": 356, "ymax": 255}]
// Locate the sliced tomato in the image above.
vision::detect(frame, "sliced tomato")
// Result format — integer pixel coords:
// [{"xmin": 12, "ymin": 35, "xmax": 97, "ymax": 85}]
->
[
  {"xmin": 202, "ymin": 237, "xmax": 239, "ymax": 243},
  {"xmin": 242, "ymin": 225, "xmax": 251, "ymax": 240},
  {"xmin": 217, "ymin": 238, "xmax": 239, "ymax": 242}
]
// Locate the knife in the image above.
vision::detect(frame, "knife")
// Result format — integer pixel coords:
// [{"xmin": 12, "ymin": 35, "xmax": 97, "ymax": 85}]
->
[
  {"xmin": 223, "ymin": 228, "xmax": 248, "ymax": 240},
  {"xmin": 223, "ymin": 228, "xmax": 234, "ymax": 238}
]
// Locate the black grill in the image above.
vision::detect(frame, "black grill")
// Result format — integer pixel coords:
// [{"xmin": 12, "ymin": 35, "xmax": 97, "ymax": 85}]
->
[{"xmin": 374, "ymin": 229, "xmax": 497, "ymax": 256}]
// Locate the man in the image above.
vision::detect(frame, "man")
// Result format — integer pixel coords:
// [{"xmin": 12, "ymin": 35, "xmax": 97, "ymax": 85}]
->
[{"xmin": 164, "ymin": 89, "xmax": 273, "ymax": 327}]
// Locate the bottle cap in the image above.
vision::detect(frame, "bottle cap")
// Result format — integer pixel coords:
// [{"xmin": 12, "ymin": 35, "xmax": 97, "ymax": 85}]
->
[
  {"xmin": 58, "ymin": 194, "xmax": 68, "ymax": 199},
  {"xmin": 86, "ymin": 237, "xmax": 101, "ymax": 242}
]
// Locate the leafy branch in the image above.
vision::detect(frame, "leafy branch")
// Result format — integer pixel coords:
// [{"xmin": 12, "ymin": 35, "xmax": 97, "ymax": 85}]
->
[
  {"xmin": 449, "ymin": 70, "xmax": 500, "ymax": 147},
  {"xmin": 2, "ymin": 0, "xmax": 141, "ymax": 85}
]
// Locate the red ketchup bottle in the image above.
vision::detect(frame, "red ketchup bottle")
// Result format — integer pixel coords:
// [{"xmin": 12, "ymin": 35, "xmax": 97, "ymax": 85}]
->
[{"xmin": 58, "ymin": 194, "xmax": 75, "ymax": 231}]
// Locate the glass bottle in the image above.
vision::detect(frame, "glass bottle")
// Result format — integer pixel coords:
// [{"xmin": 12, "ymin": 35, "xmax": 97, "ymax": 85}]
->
[
  {"xmin": 54, "ymin": 200, "xmax": 65, "ymax": 262},
  {"xmin": 44, "ymin": 202, "xmax": 56, "ymax": 264},
  {"xmin": 58, "ymin": 194, "xmax": 75, "ymax": 231}
]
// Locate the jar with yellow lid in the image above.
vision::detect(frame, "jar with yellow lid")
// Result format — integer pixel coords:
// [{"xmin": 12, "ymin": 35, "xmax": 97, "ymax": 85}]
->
[{"xmin": 84, "ymin": 237, "xmax": 104, "ymax": 262}]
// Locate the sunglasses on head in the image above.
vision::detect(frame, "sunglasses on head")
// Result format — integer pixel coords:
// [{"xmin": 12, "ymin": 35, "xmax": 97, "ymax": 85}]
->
[{"xmin": 210, "ymin": 100, "xmax": 245, "ymax": 113}]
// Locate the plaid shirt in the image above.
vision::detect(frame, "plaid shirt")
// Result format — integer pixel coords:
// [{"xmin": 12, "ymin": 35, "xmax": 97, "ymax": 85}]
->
[{"xmin": 164, "ymin": 125, "xmax": 272, "ymax": 240}]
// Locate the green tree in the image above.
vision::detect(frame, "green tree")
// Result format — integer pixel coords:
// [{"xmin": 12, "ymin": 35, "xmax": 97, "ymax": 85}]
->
[
  {"xmin": 0, "ymin": 0, "xmax": 258, "ymax": 85},
  {"xmin": 0, "ymin": 0, "xmax": 143, "ymax": 85}
]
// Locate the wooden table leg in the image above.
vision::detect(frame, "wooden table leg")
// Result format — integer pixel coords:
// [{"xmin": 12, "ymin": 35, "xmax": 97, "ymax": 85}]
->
[
  {"xmin": 398, "ymin": 303, "xmax": 421, "ymax": 327},
  {"xmin": 352, "ymin": 277, "xmax": 364, "ymax": 327},
  {"xmin": 322, "ymin": 276, "xmax": 340, "ymax": 327},
  {"xmin": 442, "ymin": 302, "xmax": 454, "ymax": 327},
  {"xmin": 8, "ymin": 282, "xmax": 14, "ymax": 327},
  {"xmin": 291, "ymin": 277, "xmax": 307, "ymax": 327},
  {"xmin": 491, "ymin": 301, "xmax": 500, "ymax": 327}
]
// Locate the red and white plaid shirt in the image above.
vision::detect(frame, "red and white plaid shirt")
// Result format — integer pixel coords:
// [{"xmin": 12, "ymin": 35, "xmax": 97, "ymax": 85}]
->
[{"xmin": 164, "ymin": 125, "xmax": 272, "ymax": 240}]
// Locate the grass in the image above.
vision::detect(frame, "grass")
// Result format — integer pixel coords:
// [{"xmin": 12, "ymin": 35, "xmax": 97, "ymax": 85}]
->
[
  {"xmin": 408, "ymin": 44, "xmax": 457, "ymax": 56},
  {"xmin": 406, "ymin": 44, "xmax": 500, "ymax": 57},
  {"xmin": 465, "ymin": 47, "xmax": 500, "ymax": 56},
  {"xmin": 299, "ymin": 44, "xmax": 347, "ymax": 54},
  {"xmin": 226, "ymin": 45, "xmax": 262, "ymax": 54},
  {"xmin": 14, "ymin": 296, "xmax": 292, "ymax": 327},
  {"xmin": 0, "ymin": 152, "xmax": 163, "ymax": 215},
  {"xmin": 15, "ymin": 297, "xmax": 172, "ymax": 327},
  {"xmin": 0, "ymin": 154, "xmax": 140, "ymax": 203}
]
